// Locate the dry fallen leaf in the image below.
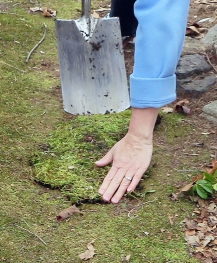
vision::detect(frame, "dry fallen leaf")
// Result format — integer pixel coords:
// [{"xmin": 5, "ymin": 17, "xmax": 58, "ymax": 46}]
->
[
  {"xmin": 122, "ymin": 254, "xmax": 131, "ymax": 262},
  {"xmin": 29, "ymin": 6, "xmax": 41, "ymax": 12},
  {"xmin": 186, "ymin": 23, "xmax": 207, "ymax": 39},
  {"xmin": 202, "ymin": 234, "xmax": 214, "ymax": 248},
  {"xmin": 56, "ymin": 204, "xmax": 83, "ymax": 221},
  {"xmin": 41, "ymin": 7, "xmax": 56, "ymax": 17},
  {"xmin": 185, "ymin": 219, "xmax": 198, "ymax": 230},
  {"xmin": 168, "ymin": 215, "xmax": 174, "ymax": 225},
  {"xmin": 180, "ymin": 182, "xmax": 194, "ymax": 192},
  {"xmin": 79, "ymin": 240, "xmax": 96, "ymax": 260},
  {"xmin": 207, "ymin": 203, "xmax": 217, "ymax": 214},
  {"xmin": 161, "ymin": 107, "xmax": 173, "ymax": 113},
  {"xmin": 29, "ymin": 6, "xmax": 56, "ymax": 17},
  {"xmin": 206, "ymin": 158, "xmax": 217, "ymax": 175},
  {"xmin": 185, "ymin": 234, "xmax": 200, "ymax": 246},
  {"xmin": 174, "ymin": 99, "xmax": 191, "ymax": 115}
]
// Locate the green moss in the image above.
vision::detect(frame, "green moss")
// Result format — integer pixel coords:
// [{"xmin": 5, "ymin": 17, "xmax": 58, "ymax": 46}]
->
[{"xmin": 34, "ymin": 111, "xmax": 131, "ymax": 202}]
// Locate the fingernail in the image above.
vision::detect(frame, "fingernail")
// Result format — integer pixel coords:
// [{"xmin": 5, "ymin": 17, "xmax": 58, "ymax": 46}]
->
[
  {"xmin": 111, "ymin": 198, "xmax": 119, "ymax": 204},
  {"xmin": 102, "ymin": 196, "xmax": 110, "ymax": 202},
  {"xmin": 98, "ymin": 188, "xmax": 105, "ymax": 195}
]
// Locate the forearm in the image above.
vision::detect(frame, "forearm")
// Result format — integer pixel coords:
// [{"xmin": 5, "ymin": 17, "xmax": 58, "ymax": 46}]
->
[
  {"xmin": 130, "ymin": 0, "xmax": 190, "ymax": 108},
  {"xmin": 128, "ymin": 107, "xmax": 159, "ymax": 141}
]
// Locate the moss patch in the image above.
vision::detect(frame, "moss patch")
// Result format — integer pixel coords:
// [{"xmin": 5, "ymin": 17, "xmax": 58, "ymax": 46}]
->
[{"xmin": 34, "ymin": 111, "xmax": 131, "ymax": 203}]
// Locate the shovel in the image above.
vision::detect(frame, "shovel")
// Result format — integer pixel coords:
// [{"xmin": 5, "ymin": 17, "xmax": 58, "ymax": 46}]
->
[{"xmin": 55, "ymin": 0, "xmax": 130, "ymax": 115}]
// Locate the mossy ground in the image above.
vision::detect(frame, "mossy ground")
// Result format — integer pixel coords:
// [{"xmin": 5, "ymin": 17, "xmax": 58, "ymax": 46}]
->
[{"xmin": 1, "ymin": 0, "xmax": 216, "ymax": 262}]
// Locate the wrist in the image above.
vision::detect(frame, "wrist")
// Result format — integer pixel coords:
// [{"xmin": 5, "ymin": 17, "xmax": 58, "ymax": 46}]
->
[{"xmin": 128, "ymin": 107, "xmax": 159, "ymax": 140}]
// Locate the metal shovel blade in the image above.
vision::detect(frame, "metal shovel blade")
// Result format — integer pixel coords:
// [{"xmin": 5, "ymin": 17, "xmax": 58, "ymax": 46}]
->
[{"xmin": 55, "ymin": 17, "xmax": 130, "ymax": 115}]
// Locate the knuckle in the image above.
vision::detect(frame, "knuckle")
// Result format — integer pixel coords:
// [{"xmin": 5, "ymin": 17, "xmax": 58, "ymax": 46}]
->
[{"xmin": 112, "ymin": 177, "xmax": 122, "ymax": 185}]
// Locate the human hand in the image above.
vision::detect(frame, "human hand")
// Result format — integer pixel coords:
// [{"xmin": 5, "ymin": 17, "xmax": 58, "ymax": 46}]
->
[{"xmin": 95, "ymin": 132, "xmax": 153, "ymax": 203}]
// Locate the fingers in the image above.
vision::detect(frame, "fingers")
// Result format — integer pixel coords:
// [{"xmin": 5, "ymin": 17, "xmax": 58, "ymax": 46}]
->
[
  {"xmin": 95, "ymin": 150, "xmax": 113, "ymax": 167},
  {"xmin": 101, "ymin": 167, "xmax": 128, "ymax": 202},
  {"xmin": 127, "ymin": 167, "xmax": 146, "ymax": 192},
  {"xmin": 110, "ymin": 173, "xmax": 134, "ymax": 203},
  {"xmin": 98, "ymin": 166, "xmax": 118, "ymax": 195},
  {"xmin": 101, "ymin": 166, "xmax": 148, "ymax": 203}
]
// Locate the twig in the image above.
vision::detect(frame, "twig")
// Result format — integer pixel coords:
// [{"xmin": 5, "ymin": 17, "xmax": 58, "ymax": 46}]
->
[
  {"xmin": 0, "ymin": 12, "xmax": 24, "ymax": 16},
  {"xmin": 29, "ymin": 0, "xmax": 40, "ymax": 4},
  {"xmin": 176, "ymin": 169, "xmax": 199, "ymax": 172},
  {"xmin": 203, "ymin": 52, "xmax": 217, "ymax": 73},
  {"xmin": 40, "ymin": 110, "xmax": 47, "ymax": 116},
  {"xmin": 183, "ymin": 153, "xmax": 199, "ymax": 156},
  {"xmin": 26, "ymin": 23, "xmax": 47, "ymax": 63},
  {"xmin": 0, "ymin": 60, "xmax": 26, "ymax": 73},
  {"xmin": 142, "ymin": 198, "xmax": 157, "ymax": 205},
  {"xmin": 14, "ymin": 223, "xmax": 47, "ymax": 245}
]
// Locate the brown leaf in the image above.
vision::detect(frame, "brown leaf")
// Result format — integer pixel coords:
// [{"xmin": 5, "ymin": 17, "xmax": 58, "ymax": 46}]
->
[
  {"xmin": 29, "ymin": 6, "xmax": 56, "ymax": 17},
  {"xmin": 79, "ymin": 241, "xmax": 96, "ymax": 260},
  {"xmin": 202, "ymin": 234, "xmax": 214, "ymax": 248},
  {"xmin": 186, "ymin": 23, "xmax": 207, "ymax": 39},
  {"xmin": 203, "ymin": 258, "xmax": 213, "ymax": 263},
  {"xmin": 175, "ymin": 105, "xmax": 191, "ymax": 115},
  {"xmin": 161, "ymin": 107, "xmax": 173, "ymax": 113},
  {"xmin": 168, "ymin": 215, "xmax": 174, "ymax": 225},
  {"xmin": 185, "ymin": 229, "xmax": 196, "ymax": 236},
  {"xmin": 207, "ymin": 203, "xmax": 217, "ymax": 214},
  {"xmin": 209, "ymin": 216, "xmax": 217, "ymax": 226},
  {"xmin": 122, "ymin": 255, "xmax": 131, "ymax": 262},
  {"xmin": 170, "ymin": 193, "xmax": 180, "ymax": 201},
  {"xmin": 206, "ymin": 158, "xmax": 217, "ymax": 175},
  {"xmin": 56, "ymin": 205, "xmax": 83, "ymax": 222},
  {"xmin": 174, "ymin": 99, "xmax": 191, "ymax": 115},
  {"xmin": 185, "ymin": 219, "xmax": 197, "ymax": 230},
  {"xmin": 185, "ymin": 234, "xmax": 200, "ymax": 246},
  {"xmin": 180, "ymin": 182, "xmax": 194, "ymax": 192},
  {"xmin": 175, "ymin": 99, "xmax": 190, "ymax": 106},
  {"xmin": 41, "ymin": 7, "xmax": 56, "ymax": 17}
]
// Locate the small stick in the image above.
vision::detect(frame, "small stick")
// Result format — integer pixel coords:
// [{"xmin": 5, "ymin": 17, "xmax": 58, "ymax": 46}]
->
[
  {"xmin": 14, "ymin": 223, "xmax": 47, "ymax": 245},
  {"xmin": 29, "ymin": 0, "xmax": 40, "ymax": 4},
  {"xmin": 183, "ymin": 153, "xmax": 199, "ymax": 156},
  {"xmin": 0, "ymin": 12, "xmax": 24, "ymax": 16},
  {"xmin": 203, "ymin": 52, "xmax": 217, "ymax": 73},
  {"xmin": 26, "ymin": 23, "xmax": 47, "ymax": 63},
  {"xmin": 0, "ymin": 60, "xmax": 26, "ymax": 73}
]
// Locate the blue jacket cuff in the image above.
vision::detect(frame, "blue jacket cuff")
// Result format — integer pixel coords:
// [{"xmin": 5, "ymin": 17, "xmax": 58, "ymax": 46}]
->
[{"xmin": 130, "ymin": 74, "xmax": 177, "ymax": 108}]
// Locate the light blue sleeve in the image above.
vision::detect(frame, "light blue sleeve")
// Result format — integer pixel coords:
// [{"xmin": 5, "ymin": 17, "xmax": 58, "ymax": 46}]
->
[{"xmin": 130, "ymin": 0, "xmax": 190, "ymax": 108}]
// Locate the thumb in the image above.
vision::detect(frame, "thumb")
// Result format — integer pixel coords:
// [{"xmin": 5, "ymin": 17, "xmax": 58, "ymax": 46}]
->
[{"xmin": 95, "ymin": 150, "xmax": 113, "ymax": 167}]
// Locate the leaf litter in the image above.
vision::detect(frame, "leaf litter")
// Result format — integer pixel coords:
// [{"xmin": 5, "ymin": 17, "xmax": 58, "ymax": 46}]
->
[
  {"xmin": 183, "ymin": 198, "xmax": 217, "ymax": 262},
  {"xmin": 56, "ymin": 204, "xmax": 83, "ymax": 222},
  {"xmin": 79, "ymin": 240, "xmax": 96, "ymax": 261},
  {"xmin": 171, "ymin": 158, "xmax": 217, "ymax": 262},
  {"xmin": 29, "ymin": 6, "xmax": 57, "ymax": 17}
]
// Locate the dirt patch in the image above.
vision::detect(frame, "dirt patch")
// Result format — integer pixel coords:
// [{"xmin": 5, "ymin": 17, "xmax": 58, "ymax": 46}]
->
[{"xmin": 32, "ymin": 59, "xmax": 60, "ymax": 79}]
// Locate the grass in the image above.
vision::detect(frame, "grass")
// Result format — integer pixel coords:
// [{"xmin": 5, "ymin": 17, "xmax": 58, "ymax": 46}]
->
[{"xmin": 0, "ymin": 0, "xmax": 210, "ymax": 262}]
